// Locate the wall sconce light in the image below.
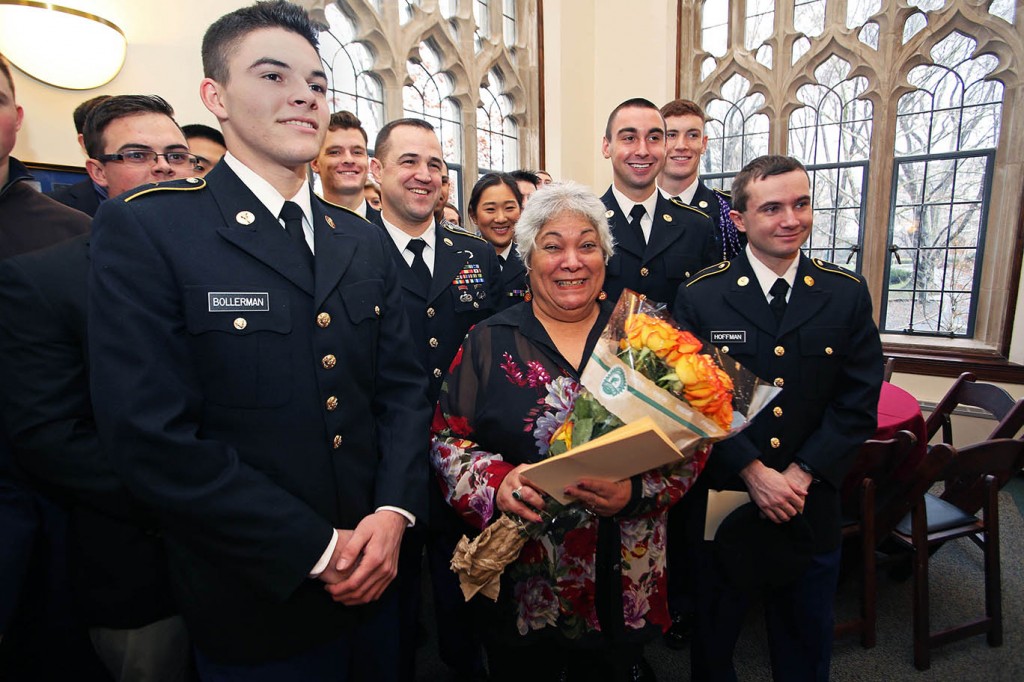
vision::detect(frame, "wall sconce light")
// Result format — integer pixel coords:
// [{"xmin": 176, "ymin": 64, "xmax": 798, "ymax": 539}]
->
[{"xmin": 0, "ymin": 1, "xmax": 127, "ymax": 90}]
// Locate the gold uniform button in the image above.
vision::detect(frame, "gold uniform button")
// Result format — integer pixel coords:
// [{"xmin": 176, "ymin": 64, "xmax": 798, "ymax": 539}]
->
[
  {"xmin": 374, "ymin": 305, "xmax": 381, "ymax": 317},
  {"xmin": 325, "ymin": 396, "xmax": 338, "ymax": 411},
  {"xmin": 332, "ymin": 435, "xmax": 343, "ymax": 449},
  {"xmin": 773, "ymin": 406, "xmax": 783, "ymax": 417},
  {"xmin": 316, "ymin": 312, "xmax": 331, "ymax": 328},
  {"xmin": 774, "ymin": 377, "xmax": 784, "ymax": 388},
  {"xmin": 825, "ymin": 346, "xmax": 834, "ymax": 355},
  {"xmin": 770, "ymin": 437, "xmax": 781, "ymax": 449},
  {"xmin": 233, "ymin": 317, "xmax": 247, "ymax": 330},
  {"xmin": 433, "ymin": 368, "xmax": 443, "ymax": 378},
  {"xmin": 322, "ymin": 354, "xmax": 337, "ymax": 369},
  {"xmin": 640, "ymin": 267, "xmax": 650, "ymax": 277},
  {"xmin": 428, "ymin": 337, "xmax": 439, "ymax": 348},
  {"xmin": 774, "ymin": 346, "xmax": 785, "ymax": 357},
  {"xmin": 426, "ymin": 307, "xmax": 436, "ymax": 318},
  {"xmin": 721, "ymin": 346, "xmax": 729, "ymax": 354}
]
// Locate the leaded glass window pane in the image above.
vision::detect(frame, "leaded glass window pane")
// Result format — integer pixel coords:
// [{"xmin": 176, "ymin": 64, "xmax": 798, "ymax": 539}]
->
[
  {"xmin": 794, "ymin": 0, "xmax": 825, "ymax": 37},
  {"xmin": 745, "ymin": 0, "xmax": 774, "ymax": 50},
  {"xmin": 702, "ymin": 0, "xmax": 729, "ymax": 57},
  {"xmin": 477, "ymin": 69, "xmax": 519, "ymax": 173}
]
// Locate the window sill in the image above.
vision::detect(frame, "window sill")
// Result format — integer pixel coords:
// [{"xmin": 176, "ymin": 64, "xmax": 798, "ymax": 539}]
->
[{"xmin": 882, "ymin": 339, "xmax": 1024, "ymax": 383}]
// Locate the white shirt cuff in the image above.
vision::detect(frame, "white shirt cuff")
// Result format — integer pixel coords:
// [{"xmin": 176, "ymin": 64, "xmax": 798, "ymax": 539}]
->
[
  {"xmin": 376, "ymin": 506, "xmax": 416, "ymax": 527},
  {"xmin": 309, "ymin": 529, "xmax": 339, "ymax": 578}
]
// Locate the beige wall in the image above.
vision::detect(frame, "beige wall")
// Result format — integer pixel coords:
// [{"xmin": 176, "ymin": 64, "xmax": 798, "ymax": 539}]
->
[{"xmin": 543, "ymin": 0, "xmax": 678, "ymax": 192}]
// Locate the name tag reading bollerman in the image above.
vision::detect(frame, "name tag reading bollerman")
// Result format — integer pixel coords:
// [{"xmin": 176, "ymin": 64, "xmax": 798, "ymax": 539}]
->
[
  {"xmin": 710, "ymin": 330, "xmax": 746, "ymax": 344},
  {"xmin": 208, "ymin": 292, "xmax": 270, "ymax": 313}
]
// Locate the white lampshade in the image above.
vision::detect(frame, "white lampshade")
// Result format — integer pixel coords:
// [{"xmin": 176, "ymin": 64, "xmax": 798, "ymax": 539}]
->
[{"xmin": 0, "ymin": 1, "xmax": 126, "ymax": 90}]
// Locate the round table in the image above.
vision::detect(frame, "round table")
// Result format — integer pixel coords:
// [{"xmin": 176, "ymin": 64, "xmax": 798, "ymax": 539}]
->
[{"xmin": 874, "ymin": 381, "xmax": 928, "ymax": 478}]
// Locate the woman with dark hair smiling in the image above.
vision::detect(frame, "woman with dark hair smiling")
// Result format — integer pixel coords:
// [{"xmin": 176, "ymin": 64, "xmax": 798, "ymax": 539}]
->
[
  {"xmin": 468, "ymin": 172, "xmax": 527, "ymax": 311},
  {"xmin": 431, "ymin": 182, "xmax": 693, "ymax": 681}
]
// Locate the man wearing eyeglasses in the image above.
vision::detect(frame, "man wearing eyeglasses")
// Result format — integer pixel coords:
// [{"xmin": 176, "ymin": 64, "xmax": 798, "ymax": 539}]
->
[
  {"xmin": 83, "ymin": 94, "xmax": 196, "ymax": 200},
  {"xmin": 0, "ymin": 93, "xmax": 196, "ymax": 680}
]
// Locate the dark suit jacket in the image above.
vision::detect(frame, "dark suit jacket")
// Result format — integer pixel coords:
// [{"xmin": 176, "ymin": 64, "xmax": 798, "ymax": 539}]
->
[
  {"xmin": 366, "ymin": 204, "xmax": 381, "ymax": 224},
  {"xmin": 673, "ymin": 252, "xmax": 882, "ymax": 552},
  {"xmin": 0, "ymin": 159, "xmax": 91, "ymax": 260},
  {"xmin": 87, "ymin": 162, "xmax": 431, "ymax": 664},
  {"xmin": 601, "ymin": 187, "xmax": 718, "ymax": 309},
  {"xmin": 0, "ymin": 235, "xmax": 176, "ymax": 629},
  {"xmin": 495, "ymin": 249, "xmax": 528, "ymax": 312},
  {"xmin": 46, "ymin": 178, "xmax": 103, "ymax": 218},
  {"xmin": 691, "ymin": 182, "xmax": 744, "ymax": 261},
  {"xmin": 369, "ymin": 216, "xmax": 501, "ymax": 407}
]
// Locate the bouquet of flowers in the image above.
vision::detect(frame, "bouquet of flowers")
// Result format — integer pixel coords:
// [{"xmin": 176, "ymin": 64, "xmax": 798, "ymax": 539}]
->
[{"xmin": 451, "ymin": 290, "xmax": 778, "ymax": 600}]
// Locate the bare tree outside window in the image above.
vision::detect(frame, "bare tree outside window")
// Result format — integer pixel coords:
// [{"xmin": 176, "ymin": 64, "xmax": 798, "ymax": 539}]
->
[{"xmin": 884, "ymin": 31, "xmax": 1002, "ymax": 337}]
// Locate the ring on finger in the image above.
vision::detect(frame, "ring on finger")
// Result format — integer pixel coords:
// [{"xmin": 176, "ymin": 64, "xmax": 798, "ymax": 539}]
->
[{"xmin": 512, "ymin": 487, "xmax": 523, "ymax": 502}]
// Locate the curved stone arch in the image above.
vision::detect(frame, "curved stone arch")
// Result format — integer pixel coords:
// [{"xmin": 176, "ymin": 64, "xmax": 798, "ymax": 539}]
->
[{"xmin": 481, "ymin": 50, "xmax": 527, "ymax": 120}]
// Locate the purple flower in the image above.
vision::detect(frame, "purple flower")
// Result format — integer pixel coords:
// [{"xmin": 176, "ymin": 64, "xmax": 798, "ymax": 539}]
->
[
  {"xmin": 622, "ymin": 586, "xmax": 650, "ymax": 629},
  {"xmin": 514, "ymin": 576, "xmax": 560, "ymax": 635},
  {"xmin": 467, "ymin": 486, "xmax": 496, "ymax": 524},
  {"xmin": 532, "ymin": 378, "xmax": 581, "ymax": 454}
]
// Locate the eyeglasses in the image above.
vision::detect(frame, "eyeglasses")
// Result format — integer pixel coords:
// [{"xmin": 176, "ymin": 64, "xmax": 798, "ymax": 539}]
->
[{"xmin": 96, "ymin": 150, "xmax": 199, "ymax": 167}]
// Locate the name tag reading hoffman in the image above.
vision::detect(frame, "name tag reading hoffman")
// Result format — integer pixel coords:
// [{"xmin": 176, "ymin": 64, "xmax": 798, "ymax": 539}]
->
[
  {"xmin": 710, "ymin": 330, "xmax": 746, "ymax": 344},
  {"xmin": 208, "ymin": 292, "xmax": 270, "ymax": 313}
]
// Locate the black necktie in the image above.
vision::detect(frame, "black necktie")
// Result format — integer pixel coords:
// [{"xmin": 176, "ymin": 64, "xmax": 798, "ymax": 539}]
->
[
  {"xmin": 769, "ymin": 278, "xmax": 789, "ymax": 323},
  {"xmin": 406, "ymin": 238, "xmax": 432, "ymax": 289},
  {"xmin": 497, "ymin": 254, "xmax": 506, "ymax": 271},
  {"xmin": 628, "ymin": 203, "xmax": 646, "ymax": 244},
  {"xmin": 279, "ymin": 201, "xmax": 312, "ymax": 267}
]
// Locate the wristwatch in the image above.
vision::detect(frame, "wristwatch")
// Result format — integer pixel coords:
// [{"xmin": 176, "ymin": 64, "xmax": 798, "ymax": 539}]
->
[{"xmin": 796, "ymin": 460, "xmax": 820, "ymax": 483}]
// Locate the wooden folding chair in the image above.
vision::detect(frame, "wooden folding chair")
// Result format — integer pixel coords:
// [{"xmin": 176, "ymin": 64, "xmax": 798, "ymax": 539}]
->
[
  {"xmin": 926, "ymin": 372, "xmax": 1024, "ymax": 445},
  {"xmin": 835, "ymin": 432, "xmax": 952, "ymax": 648},
  {"xmin": 883, "ymin": 356, "xmax": 897, "ymax": 382},
  {"xmin": 889, "ymin": 438, "xmax": 1024, "ymax": 670}
]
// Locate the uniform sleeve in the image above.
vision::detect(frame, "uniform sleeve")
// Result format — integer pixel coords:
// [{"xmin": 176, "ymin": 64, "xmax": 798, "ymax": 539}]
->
[
  {"xmin": 794, "ymin": 281, "xmax": 882, "ymax": 487},
  {"xmin": 367, "ymin": 229, "xmax": 431, "ymax": 520},
  {"xmin": 429, "ymin": 330, "xmax": 514, "ymax": 530},
  {"xmin": 88, "ymin": 201, "xmax": 334, "ymax": 602},
  {"xmin": 0, "ymin": 257, "xmax": 148, "ymax": 522}
]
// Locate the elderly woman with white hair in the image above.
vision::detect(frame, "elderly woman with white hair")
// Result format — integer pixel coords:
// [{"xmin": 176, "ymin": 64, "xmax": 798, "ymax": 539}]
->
[{"xmin": 430, "ymin": 182, "xmax": 694, "ymax": 682}]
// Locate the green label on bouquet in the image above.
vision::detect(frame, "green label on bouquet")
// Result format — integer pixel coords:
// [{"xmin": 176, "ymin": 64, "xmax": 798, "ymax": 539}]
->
[{"xmin": 601, "ymin": 367, "xmax": 627, "ymax": 397}]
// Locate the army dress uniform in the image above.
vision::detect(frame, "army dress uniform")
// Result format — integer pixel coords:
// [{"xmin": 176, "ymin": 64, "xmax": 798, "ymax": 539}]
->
[
  {"xmin": 370, "ymin": 214, "xmax": 500, "ymax": 681},
  {"xmin": 87, "ymin": 161, "xmax": 431, "ymax": 667},
  {"xmin": 495, "ymin": 248, "xmax": 528, "ymax": 312},
  {"xmin": 601, "ymin": 187, "xmax": 718, "ymax": 309},
  {"xmin": 672, "ymin": 250, "xmax": 882, "ymax": 680},
  {"xmin": 370, "ymin": 216, "xmax": 501, "ymax": 405}
]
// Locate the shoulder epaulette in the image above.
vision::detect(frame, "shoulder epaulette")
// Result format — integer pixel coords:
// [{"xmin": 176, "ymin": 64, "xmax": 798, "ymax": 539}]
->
[
  {"xmin": 314, "ymin": 195, "xmax": 369, "ymax": 223},
  {"xmin": 712, "ymin": 188, "xmax": 732, "ymax": 200},
  {"xmin": 444, "ymin": 224, "xmax": 487, "ymax": 242},
  {"xmin": 685, "ymin": 260, "xmax": 730, "ymax": 286},
  {"xmin": 668, "ymin": 197, "xmax": 711, "ymax": 219},
  {"xmin": 811, "ymin": 257, "xmax": 860, "ymax": 283},
  {"xmin": 123, "ymin": 177, "xmax": 206, "ymax": 202}
]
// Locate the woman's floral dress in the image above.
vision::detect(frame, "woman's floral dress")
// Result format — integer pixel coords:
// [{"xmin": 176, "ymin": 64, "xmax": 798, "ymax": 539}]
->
[{"xmin": 430, "ymin": 301, "xmax": 706, "ymax": 646}]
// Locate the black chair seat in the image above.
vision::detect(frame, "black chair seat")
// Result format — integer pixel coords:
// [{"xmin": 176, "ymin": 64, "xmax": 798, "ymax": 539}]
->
[{"xmin": 895, "ymin": 493, "xmax": 976, "ymax": 536}]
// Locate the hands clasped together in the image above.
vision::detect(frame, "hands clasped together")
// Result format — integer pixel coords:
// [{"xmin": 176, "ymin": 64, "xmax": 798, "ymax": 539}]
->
[
  {"xmin": 739, "ymin": 459, "xmax": 813, "ymax": 524},
  {"xmin": 318, "ymin": 510, "xmax": 407, "ymax": 605}
]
